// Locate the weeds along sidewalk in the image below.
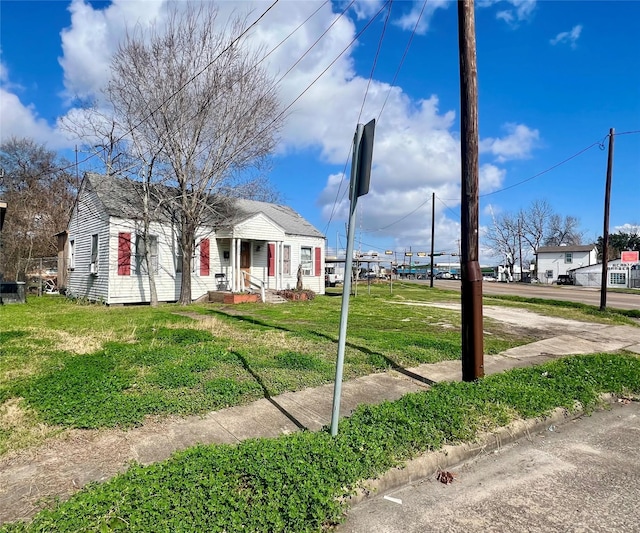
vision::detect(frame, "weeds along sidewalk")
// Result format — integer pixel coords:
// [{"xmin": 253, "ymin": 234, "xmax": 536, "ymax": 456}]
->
[
  {"xmin": 0, "ymin": 333, "xmax": 589, "ymax": 526},
  {"xmin": 1, "ymin": 353, "xmax": 639, "ymax": 532}
]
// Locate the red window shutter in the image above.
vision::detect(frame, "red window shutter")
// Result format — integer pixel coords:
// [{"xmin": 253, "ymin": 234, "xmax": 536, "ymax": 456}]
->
[
  {"xmin": 314, "ymin": 247, "xmax": 321, "ymax": 277},
  {"xmin": 268, "ymin": 243, "xmax": 275, "ymax": 276},
  {"xmin": 200, "ymin": 238, "xmax": 210, "ymax": 276},
  {"xmin": 118, "ymin": 233, "xmax": 131, "ymax": 276}
]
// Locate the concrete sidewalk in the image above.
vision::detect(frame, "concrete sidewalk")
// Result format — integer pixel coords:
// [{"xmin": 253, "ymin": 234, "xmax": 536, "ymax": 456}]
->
[{"xmin": 1, "ymin": 314, "xmax": 639, "ymax": 525}]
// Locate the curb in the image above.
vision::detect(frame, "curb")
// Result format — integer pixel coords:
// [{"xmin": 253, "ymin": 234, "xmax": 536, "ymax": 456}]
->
[{"xmin": 345, "ymin": 394, "xmax": 617, "ymax": 507}]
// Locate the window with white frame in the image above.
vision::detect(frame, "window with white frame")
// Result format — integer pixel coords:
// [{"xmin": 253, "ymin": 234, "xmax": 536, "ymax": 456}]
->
[
  {"xmin": 545, "ymin": 270, "xmax": 553, "ymax": 279},
  {"xmin": 90, "ymin": 234, "xmax": 99, "ymax": 274},
  {"xmin": 301, "ymin": 246, "xmax": 312, "ymax": 276},
  {"xmin": 69, "ymin": 239, "xmax": 75, "ymax": 270},
  {"xmin": 283, "ymin": 245, "xmax": 291, "ymax": 275},
  {"xmin": 135, "ymin": 234, "xmax": 158, "ymax": 274},
  {"xmin": 564, "ymin": 252, "xmax": 573, "ymax": 264},
  {"xmin": 610, "ymin": 272, "xmax": 626, "ymax": 285}
]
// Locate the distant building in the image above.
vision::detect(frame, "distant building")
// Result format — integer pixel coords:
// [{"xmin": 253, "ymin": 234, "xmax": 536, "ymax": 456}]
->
[
  {"xmin": 535, "ymin": 244, "xmax": 598, "ymax": 283},
  {"xmin": 572, "ymin": 258, "xmax": 640, "ymax": 289}
]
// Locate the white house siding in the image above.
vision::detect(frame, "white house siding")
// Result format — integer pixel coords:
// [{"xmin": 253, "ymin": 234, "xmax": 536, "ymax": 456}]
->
[
  {"xmin": 234, "ymin": 213, "xmax": 285, "ymax": 241},
  {"xmin": 573, "ymin": 260, "xmax": 640, "ymax": 289},
  {"xmin": 281, "ymin": 234, "xmax": 325, "ymax": 294},
  {"xmin": 66, "ymin": 189, "xmax": 110, "ymax": 302},
  {"xmin": 536, "ymin": 248, "xmax": 597, "ymax": 283},
  {"xmin": 107, "ymin": 217, "xmax": 183, "ymax": 305},
  {"xmin": 67, "ymin": 174, "xmax": 326, "ymax": 303}
]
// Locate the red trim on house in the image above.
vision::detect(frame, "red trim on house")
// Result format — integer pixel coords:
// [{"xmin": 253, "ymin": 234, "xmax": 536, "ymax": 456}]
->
[
  {"xmin": 268, "ymin": 243, "xmax": 275, "ymax": 276},
  {"xmin": 200, "ymin": 238, "xmax": 210, "ymax": 276},
  {"xmin": 117, "ymin": 232, "xmax": 131, "ymax": 276},
  {"xmin": 314, "ymin": 247, "xmax": 321, "ymax": 277}
]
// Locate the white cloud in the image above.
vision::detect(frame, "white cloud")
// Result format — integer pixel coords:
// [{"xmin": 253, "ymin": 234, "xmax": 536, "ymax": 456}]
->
[
  {"xmin": 0, "ymin": 55, "xmax": 71, "ymax": 148},
  {"xmin": 614, "ymin": 223, "xmax": 640, "ymax": 236},
  {"xmin": 479, "ymin": 164, "xmax": 506, "ymax": 193},
  {"xmin": 1, "ymin": 0, "xmax": 476, "ymax": 252},
  {"xmin": 59, "ymin": 0, "xmax": 167, "ymax": 103},
  {"xmin": 480, "ymin": 123, "xmax": 539, "ymax": 162},
  {"xmin": 351, "ymin": 0, "xmax": 386, "ymax": 21},
  {"xmin": 479, "ymin": 0, "xmax": 537, "ymax": 26},
  {"xmin": 393, "ymin": 0, "xmax": 450, "ymax": 35},
  {"xmin": 550, "ymin": 25, "xmax": 583, "ymax": 49}
]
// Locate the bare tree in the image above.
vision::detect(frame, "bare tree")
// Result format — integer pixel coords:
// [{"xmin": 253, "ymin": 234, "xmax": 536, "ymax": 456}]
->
[
  {"xmin": 519, "ymin": 199, "xmax": 554, "ymax": 254},
  {"xmin": 484, "ymin": 210, "xmax": 520, "ymax": 279},
  {"xmin": 60, "ymin": 105, "xmax": 132, "ymax": 176},
  {"xmin": 0, "ymin": 138, "xmax": 75, "ymax": 281},
  {"xmin": 544, "ymin": 214, "xmax": 583, "ymax": 246},
  {"xmin": 107, "ymin": 2, "xmax": 282, "ymax": 304}
]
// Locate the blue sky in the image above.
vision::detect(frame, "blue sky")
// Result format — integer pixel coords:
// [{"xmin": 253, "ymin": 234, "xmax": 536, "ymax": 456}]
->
[{"xmin": 1, "ymin": 0, "xmax": 638, "ymax": 264}]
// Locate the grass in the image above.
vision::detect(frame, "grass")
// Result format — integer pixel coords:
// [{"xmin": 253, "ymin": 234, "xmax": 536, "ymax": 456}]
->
[
  {"xmin": 2, "ymin": 352, "xmax": 639, "ymax": 532},
  {"xmin": 0, "ymin": 285, "xmax": 636, "ymax": 454}
]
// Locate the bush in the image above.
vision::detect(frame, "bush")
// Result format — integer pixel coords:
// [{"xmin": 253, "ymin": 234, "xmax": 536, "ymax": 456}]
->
[{"xmin": 276, "ymin": 289, "xmax": 316, "ymax": 301}]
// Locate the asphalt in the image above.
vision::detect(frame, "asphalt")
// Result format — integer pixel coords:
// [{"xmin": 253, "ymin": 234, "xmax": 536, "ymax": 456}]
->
[
  {"xmin": 1, "ymin": 308, "xmax": 640, "ymax": 525},
  {"xmin": 338, "ymin": 400, "xmax": 640, "ymax": 533}
]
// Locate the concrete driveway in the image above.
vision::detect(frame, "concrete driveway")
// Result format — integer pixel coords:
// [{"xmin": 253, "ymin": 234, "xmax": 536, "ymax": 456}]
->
[{"xmin": 338, "ymin": 400, "xmax": 640, "ymax": 533}]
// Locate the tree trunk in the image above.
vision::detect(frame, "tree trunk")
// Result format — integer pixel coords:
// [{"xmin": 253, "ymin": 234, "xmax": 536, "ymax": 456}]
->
[{"xmin": 179, "ymin": 220, "xmax": 195, "ymax": 305}]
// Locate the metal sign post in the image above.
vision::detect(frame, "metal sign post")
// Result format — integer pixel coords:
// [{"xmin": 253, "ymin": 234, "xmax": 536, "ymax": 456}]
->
[{"xmin": 330, "ymin": 119, "xmax": 375, "ymax": 437}]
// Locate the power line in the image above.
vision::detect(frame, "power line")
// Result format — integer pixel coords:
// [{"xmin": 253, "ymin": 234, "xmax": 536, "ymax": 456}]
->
[
  {"xmin": 323, "ymin": 0, "xmax": 395, "ymax": 235},
  {"xmin": 435, "ymin": 194, "xmax": 460, "ymax": 219},
  {"xmin": 364, "ymin": 193, "xmax": 432, "ymax": 232},
  {"xmin": 357, "ymin": 0, "xmax": 393, "ymax": 123},
  {"xmin": 377, "ymin": 0, "xmax": 428, "ymax": 122},
  {"xmin": 479, "ymin": 140, "xmax": 602, "ymax": 198}
]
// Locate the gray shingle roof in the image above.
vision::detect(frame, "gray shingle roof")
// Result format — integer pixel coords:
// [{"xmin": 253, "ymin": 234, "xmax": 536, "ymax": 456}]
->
[
  {"xmin": 83, "ymin": 173, "xmax": 323, "ymax": 238},
  {"xmin": 536, "ymin": 244, "xmax": 597, "ymax": 254}
]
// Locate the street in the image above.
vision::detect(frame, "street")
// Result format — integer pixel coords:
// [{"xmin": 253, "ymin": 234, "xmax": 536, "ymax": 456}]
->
[
  {"xmin": 338, "ymin": 401, "xmax": 640, "ymax": 533},
  {"xmin": 421, "ymin": 279, "xmax": 640, "ymax": 311}
]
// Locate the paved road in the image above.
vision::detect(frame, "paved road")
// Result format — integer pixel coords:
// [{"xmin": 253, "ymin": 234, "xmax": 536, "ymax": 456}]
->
[
  {"xmin": 338, "ymin": 401, "xmax": 640, "ymax": 533},
  {"xmin": 421, "ymin": 279, "xmax": 640, "ymax": 311}
]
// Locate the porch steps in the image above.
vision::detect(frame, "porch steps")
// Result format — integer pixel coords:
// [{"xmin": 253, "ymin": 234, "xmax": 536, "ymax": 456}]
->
[
  {"xmin": 264, "ymin": 289, "xmax": 288, "ymax": 304},
  {"xmin": 206, "ymin": 290, "xmax": 288, "ymax": 304}
]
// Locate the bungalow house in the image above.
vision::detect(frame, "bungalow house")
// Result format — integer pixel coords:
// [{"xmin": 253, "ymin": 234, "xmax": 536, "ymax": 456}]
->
[
  {"xmin": 60, "ymin": 174, "xmax": 326, "ymax": 304},
  {"xmin": 535, "ymin": 244, "xmax": 598, "ymax": 283}
]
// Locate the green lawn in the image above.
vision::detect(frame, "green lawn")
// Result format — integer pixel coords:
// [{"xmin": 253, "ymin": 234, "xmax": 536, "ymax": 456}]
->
[
  {"xmin": 2, "ymin": 352, "xmax": 639, "ymax": 532},
  {"xmin": 0, "ymin": 284, "xmax": 636, "ymax": 454}
]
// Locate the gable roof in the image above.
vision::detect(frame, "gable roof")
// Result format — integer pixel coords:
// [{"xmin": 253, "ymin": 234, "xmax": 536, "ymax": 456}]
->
[
  {"xmin": 536, "ymin": 244, "xmax": 597, "ymax": 254},
  {"xmin": 82, "ymin": 173, "xmax": 323, "ymax": 239},
  {"xmin": 232, "ymin": 198, "xmax": 323, "ymax": 238}
]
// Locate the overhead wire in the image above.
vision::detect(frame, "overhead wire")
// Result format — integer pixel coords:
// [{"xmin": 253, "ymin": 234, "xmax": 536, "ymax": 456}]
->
[
  {"xmin": 180, "ymin": 0, "xmax": 391, "ymax": 194},
  {"xmin": 325, "ymin": 0, "xmax": 428, "ymax": 236},
  {"xmin": 377, "ymin": 0, "xmax": 428, "ymax": 122},
  {"xmin": 479, "ymin": 140, "xmax": 602, "ymax": 198},
  {"xmin": 46, "ymin": 0, "xmax": 283, "ymax": 178},
  {"xmin": 323, "ymin": 0, "xmax": 395, "ymax": 235}
]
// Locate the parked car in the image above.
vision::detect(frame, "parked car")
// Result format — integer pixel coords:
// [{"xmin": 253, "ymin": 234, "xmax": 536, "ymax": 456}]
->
[{"xmin": 556, "ymin": 275, "xmax": 574, "ymax": 285}]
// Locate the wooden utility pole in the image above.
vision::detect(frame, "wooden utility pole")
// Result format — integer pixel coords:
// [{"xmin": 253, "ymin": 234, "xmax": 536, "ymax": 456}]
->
[
  {"xmin": 458, "ymin": 0, "xmax": 484, "ymax": 381},
  {"xmin": 599, "ymin": 128, "xmax": 614, "ymax": 311},
  {"xmin": 430, "ymin": 191, "xmax": 435, "ymax": 288}
]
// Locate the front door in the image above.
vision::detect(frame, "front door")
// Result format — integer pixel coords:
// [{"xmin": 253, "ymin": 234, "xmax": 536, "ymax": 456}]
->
[{"xmin": 240, "ymin": 242, "xmax": 251, "ymax": 284}]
